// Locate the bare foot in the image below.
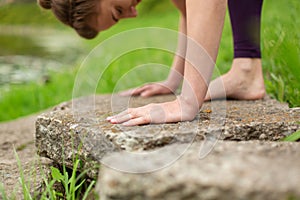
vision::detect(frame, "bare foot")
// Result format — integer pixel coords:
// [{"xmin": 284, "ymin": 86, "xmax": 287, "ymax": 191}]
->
[{"xmin": 205, "ymin": 58, "xmax": 266, "ymax": 101}]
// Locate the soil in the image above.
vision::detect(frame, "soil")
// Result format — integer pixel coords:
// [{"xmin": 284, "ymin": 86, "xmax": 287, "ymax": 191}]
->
[{"xmin": 0, "ymin": 113, "xmax": 52, "ymax": 199}]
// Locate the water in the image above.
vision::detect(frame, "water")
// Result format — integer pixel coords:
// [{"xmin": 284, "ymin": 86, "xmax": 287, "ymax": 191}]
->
[
  {"xmin": 0, "ymin": 55, "xmax": 62, "ymax": 85},
  {"xmin": 0, "ymin": 26, "xmax": 85, "ymax": 86}
]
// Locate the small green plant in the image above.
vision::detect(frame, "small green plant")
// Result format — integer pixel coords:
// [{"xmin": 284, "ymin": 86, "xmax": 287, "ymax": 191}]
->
[
  {"xmin": 40, "ymin": 161, "xmax": 96, "ymax": 200},
  {"xmin": 0, "ymin": 148, "xmax": 96, "ymax": 200},
  {"xmin": 42, "ymin": 135, "xmax": 97, "ymax": 200}
]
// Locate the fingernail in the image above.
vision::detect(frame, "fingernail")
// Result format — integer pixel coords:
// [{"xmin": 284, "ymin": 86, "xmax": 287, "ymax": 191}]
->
[
  {"xmin": 110, "ymin": 119, "xmax": 117, "ymax": 124},
  {"xmin": 106, "ymin": 116, "xmax": 113, "ymax": 121}
]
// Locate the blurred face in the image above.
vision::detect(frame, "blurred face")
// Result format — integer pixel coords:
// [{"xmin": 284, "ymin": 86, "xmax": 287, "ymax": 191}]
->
[{"xmin": 91, "ymin": 0, "xmax": 141, "ymax": 31}]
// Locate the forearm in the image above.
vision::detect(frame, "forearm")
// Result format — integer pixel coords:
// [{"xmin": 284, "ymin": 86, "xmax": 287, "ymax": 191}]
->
[
  {"xmin": 180, "ymin": 0, "xmax": 227, "ymax": 113},
  {"xmin": 165, "ymin": 56, "xmax": 184, "ymax": 91},
  {"xmin": 165, "ymin": 15, "xmax": 187, "ymax": 91}
]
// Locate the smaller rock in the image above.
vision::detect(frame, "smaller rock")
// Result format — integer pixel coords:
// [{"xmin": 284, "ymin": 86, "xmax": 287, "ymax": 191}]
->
[{"xmin": 97, "ymin": 141, "xmax": 300, "ymax": 200}]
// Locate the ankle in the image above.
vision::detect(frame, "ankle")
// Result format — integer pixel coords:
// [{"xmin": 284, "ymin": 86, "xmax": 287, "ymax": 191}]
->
[{"xmin": 232, "ymin": 58, "xmax": 262, "ymax": 73}]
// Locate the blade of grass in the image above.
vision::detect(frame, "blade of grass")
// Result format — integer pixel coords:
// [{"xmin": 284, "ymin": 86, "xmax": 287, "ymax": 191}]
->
[
  {"xmin": 74, "ymin": 179, "xmax": 86, "ymax": 192},
  {"xmin": 0, "ymin": 182, "xmax": 9, "ymax": 200},
  {"xmin": 42, "ymin": 178, "xmax": 57, "ymax": 200},
  {"xmin": 82, "ymin": 180, "xmax": 96, "ymax": 200},
  {"xmin": 70, "ymin": 159, "xmax": 80, "ymax": 200},
  {"xmin": 282, "ymin": 130, "xmax": 300, "ymax": 142},
  {"xmin": 14, "ymin": 148, "xmax": 33, "ymax": 200}
]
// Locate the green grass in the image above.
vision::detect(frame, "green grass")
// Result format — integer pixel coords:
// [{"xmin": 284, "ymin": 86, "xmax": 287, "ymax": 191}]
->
[
  {"xmin": 91, "ymin": 49, "xmax": 173, "ymax": 94},
  {"xmin": 261, "ymin": 0, "xmax": 300, "ymax": 107},
  {"xmin": 0, "ymin": 69, "xmax": 75, "ymax": 121},
  {"xmin": 0, "ymin": 0, "xmax": 299, "ymax": 122},
  {"xmin": 0, "ymin": 3, "xmax": 63, "ymax": 27}
]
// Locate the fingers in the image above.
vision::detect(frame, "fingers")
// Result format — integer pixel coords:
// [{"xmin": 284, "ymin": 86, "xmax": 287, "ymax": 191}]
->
[
  {"xmin": 123, "ymin": 117, "xmax": 150, "ymax": 126},
  {"xmin": 118, "ymin": 85, "xmax": 150, "ymax": 96},
  {"xmin": 119, "ymin": 82, "xmax": 174, "ymax": 97},
  {"xmin": 110, "ymin": 113, "xmax": 133, "ymax": 124},
  {"xmin": 141, "ymin": 88, "xmax": 156, "ymax": 97},
  {"xmin": 107, "ymin": 108, "xmax": 151, "ymax": 126},
  {"xmin": 141, "ymin": 84, "xmax": 173, "ymax": 97}
]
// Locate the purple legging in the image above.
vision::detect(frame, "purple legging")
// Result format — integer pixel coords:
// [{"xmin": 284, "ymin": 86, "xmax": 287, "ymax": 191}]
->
[{"xmin": 228, "ymin": 0, "xmax": 263, "ymax": 58}]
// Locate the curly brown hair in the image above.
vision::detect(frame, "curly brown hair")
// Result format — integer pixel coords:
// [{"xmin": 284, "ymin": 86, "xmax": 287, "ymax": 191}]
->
[{"xmin": 38, "ymin": 0, "xmax": 98, "ymax": 39}]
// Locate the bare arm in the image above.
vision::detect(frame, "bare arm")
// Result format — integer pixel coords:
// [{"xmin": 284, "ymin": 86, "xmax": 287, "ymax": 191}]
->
[
  {"xmin": 164, "ymin": 15, "xmax": 187, "ymax": 91},
  {"xmin": 164, "ymin": 0, "xmax": 187, "ymax": 90},
  {"xmin": 179, "ymin": 0, "xmax": 227, "ymax": 115},
  {"xmin": 108, "ymin": 0, "xmax": 227, "ymax": 125}
]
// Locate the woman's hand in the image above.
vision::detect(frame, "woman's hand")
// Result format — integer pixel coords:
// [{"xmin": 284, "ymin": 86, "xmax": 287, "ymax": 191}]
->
[
  {"xmin": 118, "ymin": 81, "xmax": 176, "ymax": 97},
  {"xmin": 106, "ymin": 97, "xmax": 198, "ymax": 126}
]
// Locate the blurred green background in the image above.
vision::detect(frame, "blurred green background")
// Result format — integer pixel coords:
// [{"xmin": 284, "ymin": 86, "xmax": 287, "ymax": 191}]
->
[{"xmin": 0, "ymin": 0, "xmax": 299, "ymax": 122}]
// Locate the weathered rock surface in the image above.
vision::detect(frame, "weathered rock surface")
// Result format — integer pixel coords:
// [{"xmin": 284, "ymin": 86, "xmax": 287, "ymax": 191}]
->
[
  {"xmin": 35, "ymin": 95, "xmax": 300, "ymax": 178},
  {"xmin": 97, "ymin": 141, "xmax": 300, "ymax": 200}
]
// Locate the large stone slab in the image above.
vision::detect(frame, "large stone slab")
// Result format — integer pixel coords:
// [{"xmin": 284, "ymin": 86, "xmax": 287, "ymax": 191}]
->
[
  {"xmin": 35, "ymin": 95, "xmax": 300, "ymax": 178},
  {"xmin": 97, "ymin": 141, "xmax": 300, "ymax": 200}
]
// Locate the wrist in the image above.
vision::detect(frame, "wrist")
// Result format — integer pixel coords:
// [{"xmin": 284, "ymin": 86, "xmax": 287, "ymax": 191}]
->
[
  {"xmin": 165, "ymin": 67, "xmax": 184, "ymax": 92},
  {"xmin": 163, "ymin": 79, "xmax": 179, "ymax": 92},
  {"xmin": 176, "ymin": 95, "xmax": 199, "ymax": 120}
]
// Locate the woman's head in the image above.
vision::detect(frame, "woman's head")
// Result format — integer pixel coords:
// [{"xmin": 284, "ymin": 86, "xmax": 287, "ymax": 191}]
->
[{"xmin": 38, "ymin": 0, "xmax": 141, "ymax": 39}]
